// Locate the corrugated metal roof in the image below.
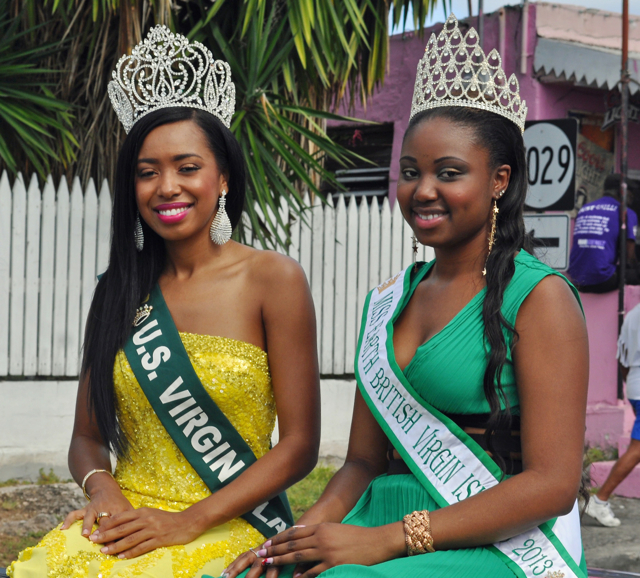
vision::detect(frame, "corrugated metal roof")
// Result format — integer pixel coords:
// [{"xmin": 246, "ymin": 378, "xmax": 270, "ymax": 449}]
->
[{"xmin": 534, "ymin": 37, "xmax": 640, "ymax": 94}]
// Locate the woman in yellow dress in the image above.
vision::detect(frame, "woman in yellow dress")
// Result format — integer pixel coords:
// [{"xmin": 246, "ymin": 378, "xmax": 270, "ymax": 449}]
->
[{"xmin": 8, "ymin": 25, "xmax": 320, "ymax": 578}]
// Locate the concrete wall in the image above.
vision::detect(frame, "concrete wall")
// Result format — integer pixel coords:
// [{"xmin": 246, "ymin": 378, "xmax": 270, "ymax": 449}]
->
[
  {"xmin": 0, "ymin": 378, "xmax": 357, "ymax": 481},
  {"xmin": 1, "ymin": 380, "xmax": 78, "ymax": 480}
]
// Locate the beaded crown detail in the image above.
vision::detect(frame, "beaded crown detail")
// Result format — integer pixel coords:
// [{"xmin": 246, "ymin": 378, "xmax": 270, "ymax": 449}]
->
[
  {"xmin": 108, "ymin": 25, "xmax": 235, "ymax": 133},
  {"xmin": 410, "ymin": 14, "xmax": 527, "ymax": 133}
]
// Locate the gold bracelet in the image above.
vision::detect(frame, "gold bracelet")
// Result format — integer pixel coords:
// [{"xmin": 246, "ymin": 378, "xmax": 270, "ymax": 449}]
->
[
  {"xmin": 81, "ymin": 469, "xmax": 115, "ymax": 501},
  {"xmin": 403, "ymin": 510, "xmax": 435, "ymax": 556}
]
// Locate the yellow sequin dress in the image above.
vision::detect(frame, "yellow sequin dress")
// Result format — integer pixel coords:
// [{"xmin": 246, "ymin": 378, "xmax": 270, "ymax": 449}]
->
[{"xmin": 9, "ymin": 334, "xmax": 274, "ymax": 578}]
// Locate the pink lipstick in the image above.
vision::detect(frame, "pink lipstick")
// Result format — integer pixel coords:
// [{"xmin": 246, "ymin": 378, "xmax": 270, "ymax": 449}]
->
[{"xmin": 154, "ymin": 202, "xmax": 193, "ymax": 224}]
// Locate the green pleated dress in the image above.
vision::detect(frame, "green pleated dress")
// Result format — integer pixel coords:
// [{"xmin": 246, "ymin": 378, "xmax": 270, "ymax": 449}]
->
[{"xmin": 241, "ymin": 251, "xmax": 587, "ymax": 578}]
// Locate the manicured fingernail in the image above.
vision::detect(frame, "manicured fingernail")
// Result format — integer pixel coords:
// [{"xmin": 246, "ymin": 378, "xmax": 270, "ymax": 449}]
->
[
  {"xmin": 91, "ymin": 533, "xmax": 99, "ymax": 541},
  {"xmin": 118, "ymin": 554, "xmax": 125, "ymax": 559},
  {"xmin": 294, "ymin": 573, "xmax": 302, "ymax": 577},
  {"xmin": 262, "ymin": 558, "xmax": 274, "ymax": 566},
  {"xmin": 101, "ymin": 547, "xmax": 109, "ymax": 553},
  {"xmin": 257, "ymin": 548, "xmax": 267, "ymax": 557},
  {"xmin": 82, "ymin": 529, "xmax": 89, "ymax": 536},
  {"xmin": 292, "ymin": 525, "xmax": 305, "ymax": 528},
  {"xmin": 262, "ymin": 540, "xmax": 272, "ymax": 548}
]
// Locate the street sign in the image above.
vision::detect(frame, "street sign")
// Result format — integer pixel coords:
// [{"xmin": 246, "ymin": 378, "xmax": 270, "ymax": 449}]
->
[
  {"xmin": 524, "ymin": 213, "xmax": 571, "ymax": 270},
  {"xmin": 524, "ymin": 119, "xmax": 577, "ymax": 212},
  {"xmin": 602, "ymin": 103, "xmax": 640, "ymax": 131}
]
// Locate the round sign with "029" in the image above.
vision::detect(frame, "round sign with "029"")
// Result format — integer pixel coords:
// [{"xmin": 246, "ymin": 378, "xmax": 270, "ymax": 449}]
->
[{"xmin": 524, "ymin": 121, "xmax": 576, "ymax": 210}]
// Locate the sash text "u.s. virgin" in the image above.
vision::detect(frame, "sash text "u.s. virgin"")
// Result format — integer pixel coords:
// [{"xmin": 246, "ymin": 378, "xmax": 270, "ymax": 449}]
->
[{"xmin": 133, "ymin": 320, "xmax": 245, "ymax": 483}]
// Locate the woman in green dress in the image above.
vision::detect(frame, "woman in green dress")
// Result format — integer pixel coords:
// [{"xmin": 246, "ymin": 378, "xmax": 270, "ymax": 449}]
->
[{"xmin": 222, "ymin": 15, "xmax": 589, "ymax": 578}]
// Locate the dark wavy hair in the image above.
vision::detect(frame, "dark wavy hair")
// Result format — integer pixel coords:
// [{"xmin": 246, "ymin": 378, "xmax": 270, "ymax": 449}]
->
[
  {"xmin": 406, "ymin": 106, "xmax": 530, "ymax": 461},
  {"xmin": 81, "ymin": 107, "xmax": 246, "ymax": 456},
  {"xmin": 406, "ymin": 107, "xmax": 591, "ymax": 504}
]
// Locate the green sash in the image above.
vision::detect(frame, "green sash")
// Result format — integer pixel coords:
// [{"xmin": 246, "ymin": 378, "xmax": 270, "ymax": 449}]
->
[
  {"xmin": 356, "ymin": 266, "xmax": 586, "ymax": 578},
  {"xmin": 123, "ymin": 284, "xmax": 293, "ymax": 538}
]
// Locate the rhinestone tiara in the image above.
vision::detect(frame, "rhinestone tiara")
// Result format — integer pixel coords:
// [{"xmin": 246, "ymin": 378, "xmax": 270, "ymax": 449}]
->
[
  {"xmin": 410, "ymin": 14, "xmax": 527, "ymax": 133},
  {"xmin": 108, "ymin": 25, "xmax": 235, "ymax": 134}
]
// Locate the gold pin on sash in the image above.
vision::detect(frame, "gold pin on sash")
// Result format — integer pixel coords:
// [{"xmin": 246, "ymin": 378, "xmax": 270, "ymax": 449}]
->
[
  {"xmin": 377, "ymin": 273, "xmax": 401, "ymax": 294},
  {"xmin": 133, "ymin": 303, "xmax": 153, "ymax": 326},
  {"xmin": 545, "ymin": 571, "xmax": 564, "ymax": 578}
]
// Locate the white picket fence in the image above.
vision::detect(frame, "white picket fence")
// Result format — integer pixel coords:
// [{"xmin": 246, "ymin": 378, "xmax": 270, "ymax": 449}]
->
[{"xmin": 1, "ymin": 172, "xmax": 434, "ymax": 378}]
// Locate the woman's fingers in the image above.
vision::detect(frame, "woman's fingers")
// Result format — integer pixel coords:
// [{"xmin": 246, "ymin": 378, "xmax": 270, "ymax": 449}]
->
[
  {"xmin": 262, "ymin": 548, "xmax": 318, "ymax": 568},
  {"xmin": 92, "ymin": 519, "xmax": 143, "ymax": 548},
  {"xmin": 81, "ymin": 509, "xmax": 98, "ymax": 537},
  {"xmin": 245, "ymin": 555, "xmax": 268, "ymax": 578},
  {"xmin": 223, "ymin": 550, "xmax": 261, "ymax": 578},
  {"xmin": 291, "ymin": 563, "xmax": 313, "ymax": 578},
  {"xmin": 270, "ymin": 525, "xmax": 314, "ymax": 547},
  {"xmin": 265, "ymin": 565, "xmax": 281, "ymax": 578},
  {"xmin": 112, "ymin": 537, "xmax": 156, "ymax": 560},
  {"xmin": 298, "ymin": 564, "xmax": 327, "ymax": 578},
  {"xmin": 60, "ymin": 508, "xmax": 85, "ymax": 531},
  {"xmin": 94, "ymin": 509, "xmax": 135, "ymax": 532},
  {"xmin": 98, "ymin": 529, "xmax": 147, "ymax": 556},
  {"xmin": 261, "ymin": 536, "xmax": 315, "ymax": 558}
]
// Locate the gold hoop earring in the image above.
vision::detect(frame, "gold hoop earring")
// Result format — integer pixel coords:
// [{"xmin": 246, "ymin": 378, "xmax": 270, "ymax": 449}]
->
[{"xmin": 483, "ymin": 194, "xmax": 502, "ymax": 276}]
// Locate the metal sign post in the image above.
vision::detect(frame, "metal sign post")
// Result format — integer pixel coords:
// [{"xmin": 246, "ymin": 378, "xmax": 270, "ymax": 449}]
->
[{"xmin": 619, "ymin": 0, "xmax": 630, "ymax": 400}]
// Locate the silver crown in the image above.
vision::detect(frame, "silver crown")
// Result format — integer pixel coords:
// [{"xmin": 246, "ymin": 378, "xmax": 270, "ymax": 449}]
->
[
  {"xmin": 108, "ymin": 25, "xmax": 235, "ymax": 133},
  {"xmin": 410, "ymin": 14, "xmax": 527, "ymax": 133}
]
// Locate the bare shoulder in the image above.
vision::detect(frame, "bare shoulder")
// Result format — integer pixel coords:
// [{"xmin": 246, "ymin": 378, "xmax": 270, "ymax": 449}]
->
[
  {"xmin": 516, "ymin": 274, "xmax": 585, "ymax": 335},
  {"xmin": 247, "ymin": 248, "xmax": 309, "ymax": 292}
]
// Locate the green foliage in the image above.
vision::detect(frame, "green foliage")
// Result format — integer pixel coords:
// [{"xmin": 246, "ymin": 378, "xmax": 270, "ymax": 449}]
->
[
  {"xmin": 0, "ymin": 531, "xmax": 47, "ymax": 568},
  {"xmin": 0, "ymin": 478, "xmax": 30, "ymax": 488},
  {"xmin": 1, "ymin": 499, "xmax": 18, "ymax": 511},
  {"xmin": 287, "ymin": 465, "xmax": 336, "ymax": 521},
  {"xmin": 185, "ymin": 1, "xmax": 372, "ymax": 245},
  {"xmin": 584, "ymin": 445, "xmax": 618, "ymax": 467},
  {"xmin": 0, "ymin": 0, "xmax": 76, "ymax": 176},
  {"xmin": 36, "ymin": 468, "xmax": 61, "ymax": 485},
  {"xmin": 13, "ymin": 0, "xmax": 447, "ymax": 244}
]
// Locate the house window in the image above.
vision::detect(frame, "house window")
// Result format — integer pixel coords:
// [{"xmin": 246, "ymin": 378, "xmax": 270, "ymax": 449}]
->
[{"xmin": 324, "ymin": 123, "xmax": 394, "ymax": 203}]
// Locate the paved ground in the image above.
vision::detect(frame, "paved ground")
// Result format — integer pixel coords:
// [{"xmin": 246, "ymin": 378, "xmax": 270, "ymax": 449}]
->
[{"xmin": 583, "ymin": 496, "xmax": 640, "ymax": 572}]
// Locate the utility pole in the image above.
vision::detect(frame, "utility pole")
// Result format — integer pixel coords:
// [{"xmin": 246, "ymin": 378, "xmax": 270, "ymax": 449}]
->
[
  {"xmin": 478, "ymin": 0, "xmax": 484, "ymax": 48},
  {"xmin": 619, "ymin": 0, "xmax": 630, "ymax": 399}
]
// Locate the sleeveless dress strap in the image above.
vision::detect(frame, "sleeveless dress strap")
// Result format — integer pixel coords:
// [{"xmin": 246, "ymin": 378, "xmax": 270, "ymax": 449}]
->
[{"xmin": 503, "ymin": 251, "xmax": 582, "ymax": 328}]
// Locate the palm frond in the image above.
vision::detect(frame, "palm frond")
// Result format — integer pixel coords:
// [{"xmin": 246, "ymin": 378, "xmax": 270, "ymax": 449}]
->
[{"xmin": 11, "ymin": 0, "xmax": 448, "ymax": 245}]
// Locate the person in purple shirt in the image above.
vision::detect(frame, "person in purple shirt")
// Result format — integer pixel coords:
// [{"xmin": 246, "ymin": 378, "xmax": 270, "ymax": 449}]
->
[{"xmin": 568, "ymin": 174, "xmax": 639, "ymax": 293}]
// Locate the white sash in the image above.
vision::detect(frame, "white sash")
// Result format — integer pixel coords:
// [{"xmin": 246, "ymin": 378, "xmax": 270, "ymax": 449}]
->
[{"xmin": 355, "ymin": 266, "xmax": 585, "ymax": 578}]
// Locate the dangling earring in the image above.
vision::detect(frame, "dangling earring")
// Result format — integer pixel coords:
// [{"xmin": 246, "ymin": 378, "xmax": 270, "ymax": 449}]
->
[
  {"xmin": 210, "ymin": 189, "xmax": 232, "ymax": 245},
  {"xmin": 483, "ymin": 191, "xmax": 503, "ymax": 276},
  {"xmin": 134, "ymin": 212, "xmax": 144, "ymax": 252},
  {"xmin": 412, "ymin": 235, "xmax": 419, "ymax": 271}
]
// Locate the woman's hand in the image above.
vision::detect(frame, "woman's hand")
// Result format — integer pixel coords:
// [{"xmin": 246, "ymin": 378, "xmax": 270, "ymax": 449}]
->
[
  {"xmin": 88, "ymin": 507, "xmax": 205, "ymax": 559},
  {"xmin": 60, "ymin": 485, "xmax": 133, "ymax": 538},
  {"xmin": 224, "ymin": 523, "xmax": 406, "ymax": 578}
]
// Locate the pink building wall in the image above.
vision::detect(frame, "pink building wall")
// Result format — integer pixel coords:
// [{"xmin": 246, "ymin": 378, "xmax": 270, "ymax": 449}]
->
[
  {"xmin": 341, "ymin": 5, "xmax": 640, "ymax": 201},
  {"xmin": 337, "ymin": 4, "xmax": 640, "ymax": 451}
]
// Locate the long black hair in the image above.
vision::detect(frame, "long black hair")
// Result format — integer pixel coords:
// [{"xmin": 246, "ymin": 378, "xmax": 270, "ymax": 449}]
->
[
  {"xmin": 406, "ymin": 106, "xmax": 532, "ymax": 465},
  {"xmin": 81, "ymin": 107, "xmax": 246, "ymax": 456}
]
